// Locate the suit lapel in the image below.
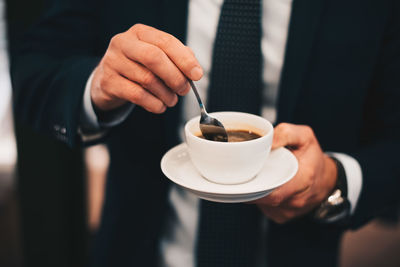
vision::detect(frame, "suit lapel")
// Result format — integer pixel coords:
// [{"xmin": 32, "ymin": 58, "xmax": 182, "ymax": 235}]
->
[{"xmin": 277, "ymin": 0, "xmax": 327, "ymax": 123}]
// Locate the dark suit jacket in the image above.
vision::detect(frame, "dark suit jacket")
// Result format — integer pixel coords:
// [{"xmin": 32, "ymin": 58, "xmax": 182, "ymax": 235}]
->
[
  {"xmin": 10, "ymin": 0, "xmax": 400, "ymax": 266},
  {"xmin": 7, "ymin": 2, "xmax": 88, "ymax": 267}
]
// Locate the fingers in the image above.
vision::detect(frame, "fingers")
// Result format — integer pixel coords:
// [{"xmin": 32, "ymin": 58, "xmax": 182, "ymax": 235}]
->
[
  {"xmin": 258, "ymin": 206, "xmax": 287, "ymax": 224},
  {"xmin": 111, "ymin": 53, "xmax": 178, "ymax": 107},
  {"xmin": 258, "ymin": 201, "xmax": 316, "ymax": 224},
  {"xmin": 250, "ymin": 123, "xmax": 334, "ymax": 224},
  {"xmin": 253, "ymin": 172, "xmax": 310, "ymax": 207},
  {"xmin": 108, "ymin": 73, "xmax": 167, "ymax": 114},
  {"xmin": 258, "ymin": 205, "xmax": 298, "ymax": 224},
  {"xmin": 131, "ymin": 24, "xmax": 203, "ymax": 81},
  {"xmin": 92, "ymin": 24, "xmax": 203, "ymax": 112},
  {"xmin": 272, "ymin": 123, "xmax": 315, "ymax": 150},
  {"xmin": 255, "ymin": 185, "xmax": 314, "ymax": 224},
  {"xmin": 120, "ymin": 39, "xmax": 189, "ymax": 95}
]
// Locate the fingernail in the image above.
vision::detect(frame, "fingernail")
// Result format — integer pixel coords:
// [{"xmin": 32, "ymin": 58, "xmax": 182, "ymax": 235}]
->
[{"xmin": 190, "ymin": 66, "xmax": 203, "ymax": 80}]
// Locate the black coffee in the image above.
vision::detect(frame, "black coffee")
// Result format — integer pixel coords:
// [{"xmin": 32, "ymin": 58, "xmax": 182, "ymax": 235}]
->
[{"xmin": 197, "ymin": 130, "xmax": 262, "ymax": 142}]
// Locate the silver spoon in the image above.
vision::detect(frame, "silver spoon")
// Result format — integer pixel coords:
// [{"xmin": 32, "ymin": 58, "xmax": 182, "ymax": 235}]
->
[{"xmin": 189, "ymin": 80, "xmax": 228, "ymax": 142}]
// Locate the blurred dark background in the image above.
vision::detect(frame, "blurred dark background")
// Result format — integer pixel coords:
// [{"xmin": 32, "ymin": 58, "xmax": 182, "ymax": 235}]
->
[
  {"xmin": 0, "ymin": 0, "xmax": 399, "ymax": 267},
  {"xmin": 3, "ymin": 0, "xmax": 87, "ymax": 266}
]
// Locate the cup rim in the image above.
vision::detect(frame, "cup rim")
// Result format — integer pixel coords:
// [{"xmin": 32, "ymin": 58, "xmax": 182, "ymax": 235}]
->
[{"xmin": 185, "ymin": 111, "xmax": 273, "ymax": 146}]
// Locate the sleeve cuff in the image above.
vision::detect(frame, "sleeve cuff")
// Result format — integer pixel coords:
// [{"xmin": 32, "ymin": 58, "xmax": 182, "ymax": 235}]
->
[
  {"xmin": 328, "ymin": 152, "xmax": 363, "ymax": 214},
  {"xmin": 81, "ymin": 72, "xmax": 101, "ymax": 132},
  {"xmin": 79, "ymin": 71, "xmax": 135, "ymax": 141}
]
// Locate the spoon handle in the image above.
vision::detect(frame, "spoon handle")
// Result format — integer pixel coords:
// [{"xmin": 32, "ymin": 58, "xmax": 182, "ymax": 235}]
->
[{"xmin": 189, "ymin": 80, "xmax": 206, "ymax": 114}]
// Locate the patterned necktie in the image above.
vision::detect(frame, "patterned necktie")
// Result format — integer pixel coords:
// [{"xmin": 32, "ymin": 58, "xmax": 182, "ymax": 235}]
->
[{"xmin": 196, "ymin": 0, "xmax": 263, "ymax": 266}]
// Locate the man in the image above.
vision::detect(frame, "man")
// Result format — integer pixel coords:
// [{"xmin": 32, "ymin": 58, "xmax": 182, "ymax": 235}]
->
[{"xmin": 11, "ymin": 0, "xmax": 400, "ymax": 267}]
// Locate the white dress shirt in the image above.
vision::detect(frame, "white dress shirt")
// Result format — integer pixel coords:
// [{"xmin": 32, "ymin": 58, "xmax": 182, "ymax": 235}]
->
[{"xmin": 81, "ymin": 0, "xmax": 363, "ymax": 266}]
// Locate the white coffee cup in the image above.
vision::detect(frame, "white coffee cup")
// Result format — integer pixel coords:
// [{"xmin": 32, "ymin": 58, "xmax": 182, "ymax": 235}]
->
[{"xmin": 185, "ymin": 112, "xmax": 274, "ymax": 184}]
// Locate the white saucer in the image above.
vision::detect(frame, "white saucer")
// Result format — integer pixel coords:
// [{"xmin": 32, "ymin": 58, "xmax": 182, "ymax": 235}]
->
[{"xmin": 161, "ymin": 143, "xmax": 298, "ymax": 203}]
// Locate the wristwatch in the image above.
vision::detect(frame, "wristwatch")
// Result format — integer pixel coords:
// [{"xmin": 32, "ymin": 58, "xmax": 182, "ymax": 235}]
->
[{"xmin": 313, "ymin": 157, "xmax": 351, "ymax": 223}]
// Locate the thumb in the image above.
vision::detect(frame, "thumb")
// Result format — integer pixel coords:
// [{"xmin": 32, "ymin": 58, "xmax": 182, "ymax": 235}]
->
[{"xmin": 272, "ymin": 123, "xmax": 311, "ymax": 150}]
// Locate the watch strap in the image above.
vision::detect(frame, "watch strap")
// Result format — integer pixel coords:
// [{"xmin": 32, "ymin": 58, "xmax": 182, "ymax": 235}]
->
[
  {"xmin": 312, "ymin": 156, "xmax": 350, "ymax": 223},
  {"xmin": 331, "ymin": 156, "xmax": 347, "ymax": 197}
]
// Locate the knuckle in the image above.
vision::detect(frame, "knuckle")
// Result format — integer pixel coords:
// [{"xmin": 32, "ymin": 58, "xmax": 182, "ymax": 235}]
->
[
  {"xmin": 291, "ymin": 199, "xmax": 307, "ymax": 209},
  {"xmin": 160, "ymin": 33, "xmax": 175, "ymax": 48},
  {"xmin": 306, "ymin": 175, "xmax": 314, "ymax": 187},
  {"xmin": 305, "ymin": 167, "xmax": 316, "ymax": 179},
  {"xmin": 99, "ymin": 77, "xmax": 108, "ymax": 90},
  {"xmin": 102, "ymin": 51, "xmax": 117, "ymax": 68},
  {"xmin": 130, "ymin": 87, "xmax": 146, "ymax": 103},
  {"xmin": 277, "ymin": 124, "xmax": 291, "ymax": 140},
  {"xmin": 101, "ymin": 90, "xmax": 114, "ymax": 103},
  {"xmin": 130, "ymin": 23, "xmax": 145, "ymax": 33},
  {"xmin": 268, "ymin": 194, "xmax": 283, "ymax": 207},
  {"xmin": 141, "ymin": 70, "xmax": 156, "ymax": 88},
  {"xmin": 94, "ymin": 66, "xmax": 118, "ymax": 97},
  {"xmin": 142, "ymin": 47, "xmax": 163, "ymax": 67},
  {"xmin": 99, "ymin": 72, "xmax": 113, "ymax": 90},
  {"xmin": 302, "ymin": 125, "xmax": 315, "ymax": 139},
  {"xmin": 100, "ymin": 84, "xmax": 117, "ymax": 102},
  {"xmin": 110, "ymin": 34, "xmax": 123, "ymax": 48},
  {"xmin": 183, "ymin": 57, "xmax": 198, "ymax": 70},
  {"xmin": 169, "ymin": 74, "xmax": 186, "ymax": 90},
  {"xmin": 277, "ymin": 122, "xmax": 291, "ymax": 131}
]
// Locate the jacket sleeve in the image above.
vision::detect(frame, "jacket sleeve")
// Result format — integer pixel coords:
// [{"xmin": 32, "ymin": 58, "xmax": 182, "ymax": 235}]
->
[
  {"xmin": 348, "ymin": 0, "xmax": 400, "ymax": 229},
  {"xmin": 10, "ymin": 0, "xmax": 101, "ymax": 147}
]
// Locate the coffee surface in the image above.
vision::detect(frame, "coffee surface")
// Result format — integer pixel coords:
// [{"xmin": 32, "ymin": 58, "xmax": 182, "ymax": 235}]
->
[{"xmin": 197, "ymin": 129, "xmax": 262, "ymax": 142}]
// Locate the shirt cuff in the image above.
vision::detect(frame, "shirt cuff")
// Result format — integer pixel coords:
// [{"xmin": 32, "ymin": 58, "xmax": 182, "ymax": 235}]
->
[
  {"xmin": 328, "ymin": 152, "xmax": 363, "ymax": 214},
  {"xmin": 79, "ymin": 71, "xmax": 135, "ymax": 140},
  {"xmin": 81, "ymin": 72, "xmax": 101, "ymax": 132}
]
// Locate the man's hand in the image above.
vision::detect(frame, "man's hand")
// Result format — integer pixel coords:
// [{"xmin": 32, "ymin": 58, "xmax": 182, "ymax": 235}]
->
[
  {"xmin": 252, "ymin": 123, "xmax": 338, "ymax": 224},
  {"xmin": 91, "ymin": 24, "xmax": 203, "ymax": 113}
]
